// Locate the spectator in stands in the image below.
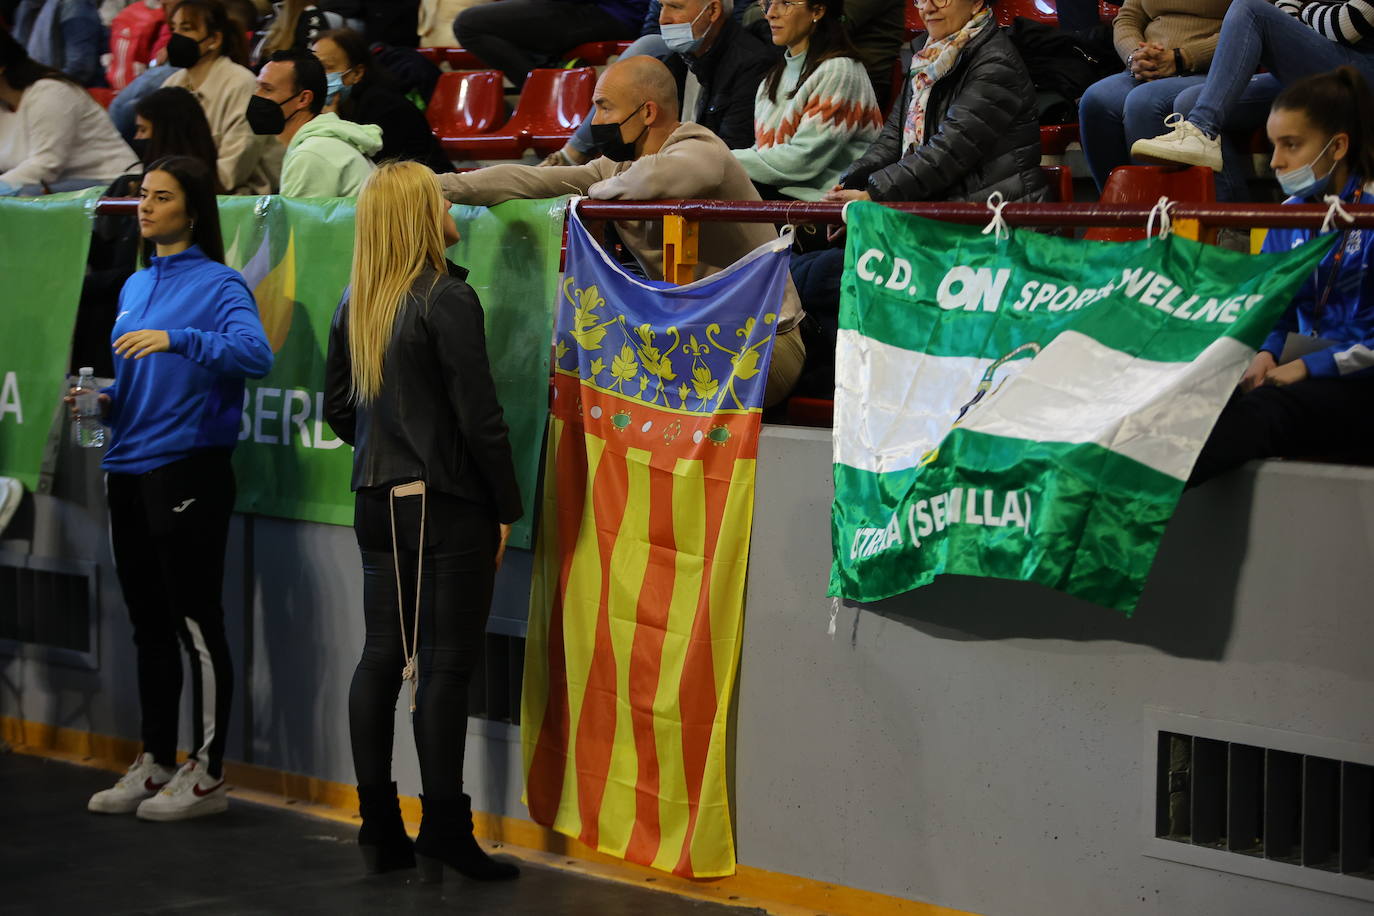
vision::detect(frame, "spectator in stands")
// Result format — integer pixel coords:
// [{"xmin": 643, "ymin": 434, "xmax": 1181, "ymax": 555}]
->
[
  {"xmin": 1078, "ymin": 0, "xmax": 1229, "ymax": 195},
  {"xmin": 162, "ymin": 0, "xmax": 282, "ymax": 194},
  {"xmin": 732, "ymin": 0, "xmax": 882, "ymax": 200},
  {"xmin": 789, "ymin": 0, "xmax": 1044, "ymax": 397},
  {"xmin": 454, "ymin": 0, "xmax": 646, "ymax": 91},
  {"xmin": 11, "ymin": 0, "xmax": 102, "ymax": 85},
  {"xmin": 1132, "ymin": 0, "xmax": 1374, "ymax": 174},
  {"xmin": 313, "ymin": 28, "xmax": 452, "ymax": 172},
  {"xmin": 0, "ymin": 28, "xmax": 138, "ymax": 194},
  {"xmin": 78, "ymin": 153, "xmax": 272, "ymax": 821},
  {"xmin": 323, "ymin": 160, "xmax": 521, "ymax": 883},
  {"xmin": 108, "ymin": 0, "xmax": 181, "ymax": 141},
  {"xmin": 251, "ymin": 47, "xmax": 379, "ymax": 196},
  {"xmin": 250, "ymin": 0, "xmax": 332, "ymax": 67},
  {"xmin": 440, "ymin": 56, "xmax": 805, "ymax": 405},
  {"xmin": 542, "ymin": 0, "xmax": 774, "ymax": 165},
  {"xmin": 835, "ymin": 0, "xmax": 901, "ymax": 110},
  {"xmin": 106, "ymin": 0, "xmax": 171, "ymax": 91},
  {"xmin": 133, "ymin": 85, "xmax": 222, "ymax": 186},
  {"xmin": 827, "ymin": 0, "xmax": 1045, "ymax": 205},
  {"xmin": 1191, "ymin": 67, "xmax": 1374, "ymax": 485}
]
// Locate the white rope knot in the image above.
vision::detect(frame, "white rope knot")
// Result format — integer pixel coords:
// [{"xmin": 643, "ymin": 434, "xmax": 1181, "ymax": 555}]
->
[
  {"xmin": 401, "ymin": 660, "xmax": 416, "ymax": 681},
  {"xmin": 1321, "ymin": 194, "xmax": 1354, "ymax": 234},
  {"xmin": 828, "ymin": 596, "xmax": 840, "ymax": 637},
  {"xmin": 841, "ymin": 198, "xmax": 856, "ymax": 225},
  {"xmin": 981, "ymin": 191, "xmax": 1010, "ymax": 241},
  {"xmin": 1146, "ymin": 195, "xmax": 1176, "ymax": 242}
]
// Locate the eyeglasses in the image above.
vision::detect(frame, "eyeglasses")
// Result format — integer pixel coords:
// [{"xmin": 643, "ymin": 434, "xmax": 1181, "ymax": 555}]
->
[
  {"xmin": 758, "ymin": 0, "xmax": 807, "ymax": 12},
  {"xmin": 912, "ymin": 0, "xmax": 953, "ymax": 9}
]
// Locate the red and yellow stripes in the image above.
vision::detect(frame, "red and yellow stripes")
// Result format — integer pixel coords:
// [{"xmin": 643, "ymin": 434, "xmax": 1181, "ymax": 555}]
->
[{"xmin": 522, "ymin": 374, "xmax": 761, "ymax": 877}]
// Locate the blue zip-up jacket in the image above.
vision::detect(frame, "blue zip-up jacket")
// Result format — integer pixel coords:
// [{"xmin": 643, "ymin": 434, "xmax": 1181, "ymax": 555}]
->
[
  {"xmin": 102, "ymin": 245, "xmax": 273, "ymax": 474},
  {"xmin": 1261, "ymin": 174, "xmax": 1374, "ymax": 379}
]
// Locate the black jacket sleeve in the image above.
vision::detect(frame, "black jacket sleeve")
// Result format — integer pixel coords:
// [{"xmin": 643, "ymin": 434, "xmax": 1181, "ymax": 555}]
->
[
  {"xmin": 840, "ymin": 78, "xmax": 908, "ymax": 192},
  {"xmin": 861, "ymin": 39, "xmax": 1035, "ymax": 202},
  {"xmin": 426, "ymin": 281, "xmax": 524, "ymax": 525},
  {"xmin": 712, "ymin": 53, "xmax": 773, "ymax": 150},
  {"xmin": 324, "ymin": 296, "xmax": 357, "ymax": 447}
]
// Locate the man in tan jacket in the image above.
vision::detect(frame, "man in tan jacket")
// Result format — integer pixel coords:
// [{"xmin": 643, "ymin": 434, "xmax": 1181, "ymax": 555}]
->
[{"xmin": 438, "ymin": 56, "xmax": 804, "ymax": 408}]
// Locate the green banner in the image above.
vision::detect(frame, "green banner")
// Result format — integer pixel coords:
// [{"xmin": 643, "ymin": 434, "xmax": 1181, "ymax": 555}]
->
[
  {"xmin": 0, "ymin": 189, "xmax": 99, "ymax": 491},
  {"xmin": 225, "ymin": 195, "xmax": 566, "ymax": 547},
  {"xmin": 829, "ymin": 203, "xmax": 1333, "ymax": 614}
]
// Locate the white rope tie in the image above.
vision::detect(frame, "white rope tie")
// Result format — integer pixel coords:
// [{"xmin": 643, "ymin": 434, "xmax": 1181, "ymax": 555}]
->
[
  {"xmin": 981, "ymin": 191, "xmax": 1010, "ymax": 241},
  {"xmin": 1146, "ymin": 196, "xmax": 1176, "ymax": 242},
  {"xmin": 1321, "ymin": 193, "xmax": 1354, "ymax": 234},
  {"xmin": 389, "ymin": 483, "xmax": 426, "ymax": 713},
  {"xmin": 828, "ymin": 596, "xmax": 840, "ymax": 637},
  {"xmin": 841, "ymin": 199, "xmax": 855, "ymax": 225}
]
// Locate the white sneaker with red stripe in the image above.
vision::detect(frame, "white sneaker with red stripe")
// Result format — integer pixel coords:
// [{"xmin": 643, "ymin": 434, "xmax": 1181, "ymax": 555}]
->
[
  {"xmin": 136, "ymin": 758, "xmax": 228, "ymax": 821},
  {"xmin": 88, "ymin": 753, "xmax": 177, "ymax": 814}
]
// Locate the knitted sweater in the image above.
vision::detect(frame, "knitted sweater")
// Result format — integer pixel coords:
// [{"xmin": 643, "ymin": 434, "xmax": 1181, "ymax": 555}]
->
[
  {"xmin": 732, "ymin": 52, "xmax": 883, "ymax": 201},
  {"xmin": 1112, "ymin": 0, "xmax": 1229, "ymax": 72},
  {"xmin": 1275, "ymin": 0, "xmax": 1374, "ymax": 47}
]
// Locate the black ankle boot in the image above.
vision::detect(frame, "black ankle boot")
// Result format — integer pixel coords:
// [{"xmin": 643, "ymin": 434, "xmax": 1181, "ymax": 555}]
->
[
  {"xmin": 414, "ymin": 794, "xmax": 520, "ymax": 883},
  {"xmin": 356, "ymin": 782, "xmax": 415, "ymax": 874}
]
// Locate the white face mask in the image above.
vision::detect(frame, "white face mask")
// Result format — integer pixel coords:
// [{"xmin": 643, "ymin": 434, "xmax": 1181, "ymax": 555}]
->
[
  {"xmin": 1277, "ymin": 135, "xmax": 1337, "ymax": 199},
  {"xmin": 661, "ymin": 3, "xmax": 711, "ymax": 54}
]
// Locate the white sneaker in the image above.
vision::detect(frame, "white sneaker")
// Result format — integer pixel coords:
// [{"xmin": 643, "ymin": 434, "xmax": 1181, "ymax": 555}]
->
[
  {"xmin": 88, "ymin": 753, "xmax": 176, "ymax": 814},
  {"xmin": 135, "ymin": 759, "xmax": 228, "ymax": 821},
  {"xmin": 1131, "ymin": 114, "xmax": 1224, "ymax": 171},
  {"xmin": 0, "ymin": 476, "xmax": 22, "ymax": 536}
]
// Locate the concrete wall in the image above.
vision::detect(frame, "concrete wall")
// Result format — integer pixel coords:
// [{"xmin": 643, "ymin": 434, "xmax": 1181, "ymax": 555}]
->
[{"xmin": 4, "ymin": 426, "xmax": 1373, "ymax": 916}]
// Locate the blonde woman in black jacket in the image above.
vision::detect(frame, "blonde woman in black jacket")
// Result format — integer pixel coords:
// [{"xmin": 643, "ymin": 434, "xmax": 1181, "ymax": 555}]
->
[{"xmin": 324, "ymin": 160, "xmax": 522, "ymax": 884}]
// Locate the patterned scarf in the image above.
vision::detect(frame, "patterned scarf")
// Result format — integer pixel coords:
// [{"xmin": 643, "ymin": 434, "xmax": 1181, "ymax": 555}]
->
[{"xmin": 902, "ymin": 6, "xmax": 992, "ymax": 155}]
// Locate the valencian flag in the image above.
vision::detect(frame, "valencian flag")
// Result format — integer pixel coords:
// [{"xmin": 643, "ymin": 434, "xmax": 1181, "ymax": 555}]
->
[
  {"xmin": 522, "ymin": 206, "xmax": 791, "ymax": 877},
  {"xmin": 830, "ymin": 202, "xmax": 1333, "ymax": 614}
]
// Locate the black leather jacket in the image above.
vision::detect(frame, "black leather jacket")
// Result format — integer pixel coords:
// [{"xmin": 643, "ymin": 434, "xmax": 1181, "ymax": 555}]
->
[
  {"xmin": 667, "ymin": 17, "xmax": 779, "ymax": 150},
  {"xmin": 841, "ymin": 18, "xmax": 1048, "ymax": 204},
  {"xmin": 324, "ymin": 262, "xmax": 523, "ymax": 524}
]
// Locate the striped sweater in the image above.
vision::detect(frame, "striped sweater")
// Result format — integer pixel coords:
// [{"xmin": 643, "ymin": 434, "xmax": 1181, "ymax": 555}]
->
[
  {"xmin": 732, "ymin": 52, "xmax": 884, "ymax": 202},
  {"xmin": 1275, "ymin": 0, "xmax": 1374, "ymax": 47}
]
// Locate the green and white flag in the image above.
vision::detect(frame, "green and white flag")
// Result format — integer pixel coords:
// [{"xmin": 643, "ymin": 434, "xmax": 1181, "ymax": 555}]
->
[{"xmin": 829, "ymin": 203, "xmax": 1333, "ymax": 614}]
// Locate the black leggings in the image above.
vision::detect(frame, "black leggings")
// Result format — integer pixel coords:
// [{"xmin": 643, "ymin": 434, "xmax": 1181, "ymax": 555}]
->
[
  {"xmin": 348, "ymin": 486, "xmax": 498, "ymax": 799},
  {"xmin": 107, "ymin": 450, "xmax": 236, "ymax": 779}
]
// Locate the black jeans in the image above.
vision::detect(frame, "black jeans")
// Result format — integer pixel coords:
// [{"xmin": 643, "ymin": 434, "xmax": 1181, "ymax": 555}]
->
[
  {"xmin": 453, "ymin": 0, "xmax": 637, "ymax": 89},
  {"xmin": 107, "ymin": 450, "xmax": 236, "ymax": 778},
  {"xmin": 1188, "ymin": 374, "xmax": 1374, "ymax": 486},
  {"xmin": 348, "ymin": 486, "xmax": 499, "ymax": 799}
]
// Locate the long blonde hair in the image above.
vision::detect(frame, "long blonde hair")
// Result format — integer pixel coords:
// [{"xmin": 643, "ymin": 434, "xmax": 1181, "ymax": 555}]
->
[
  {"xmin": 347, "ymin": 161, "xmax": 450, "ymax": 402},
  {"xmin": 261, "ymin": 0, "xmax": 312, "ymax": 57}
]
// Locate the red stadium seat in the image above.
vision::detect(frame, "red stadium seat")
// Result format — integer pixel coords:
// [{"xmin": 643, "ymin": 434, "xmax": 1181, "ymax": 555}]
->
[
  {"xmin": 447, "ymin": 67, "xmax": 596, "ymax": 159},
  {"xmin": 1086, "ymin": 165, "xmax": 1216, "ymax": 242},
  {"xmin": 995, "ymin": 0, "xmax": 1058, "ymax": 27},
  {"xmin": 563, "ymin": 39, "xmax": 633, "ymax": 65},
  {"xmin": 87, "ymin": 87, "xmax": 117, "ymax": 109},
  {"xmin": 418, "ymin": 46, "xmax": 490, "ymax": 70},
  {"xmin": 904, "ymin": 4, "xmax": 924, "ymax": 39},
  {"xmin": 416, "ymin": 46, "xmax": 443, "ymax": 65},
  {"xmin": 1040, "ymin": 123, "xmax": 1080, "ymax": 156},
  {"xmin": 1099, "ymin": 1, "xmax": 1121, "ymax": 23},
  {"xmin": 427, "ymin": 70, "xmax": 508, "ymax": 154}
]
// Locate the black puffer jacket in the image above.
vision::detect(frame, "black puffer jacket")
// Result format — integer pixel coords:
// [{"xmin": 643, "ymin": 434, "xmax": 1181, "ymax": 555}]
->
[
  {"xmin": 841, "ymin": 18, "xmax": 1048, "ymax": 204},
  {"xmin": 666, "ymin": 18, "xmax": 779, "ymax": 150},
  {"xmin": 324, "ymin": 263, "xmax": 523, "ymax": 524}
]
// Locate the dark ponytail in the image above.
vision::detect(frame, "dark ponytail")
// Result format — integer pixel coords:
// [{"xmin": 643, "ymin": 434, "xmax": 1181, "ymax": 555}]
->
[
  {"xmin": 762, "ymin": 0, "xmax": 862, "ymax": 104},
  {"xmin": 1272, "ymin": 66, "xmax": 1374, "ymax": 184}
]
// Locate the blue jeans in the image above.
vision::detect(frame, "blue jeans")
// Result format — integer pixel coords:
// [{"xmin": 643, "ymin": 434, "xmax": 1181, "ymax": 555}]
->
[
  {"xmin": 566, "ymin": 33, "xmax": 672, "ymax": 155},
  {"xmin": 1079, "ymin": 71, "xmax": 1206, "ymax": 191},
  {"xmin": 1173, "ymin": 74, "xmax": 1279, "ymax": 202},
  {"xmin": 1187, "ymin": 0, "xmax": 1374, "ymax": 139},
  {"xmin": 109, "ymin": 64, "xmax": 174, "ymax": 142}
]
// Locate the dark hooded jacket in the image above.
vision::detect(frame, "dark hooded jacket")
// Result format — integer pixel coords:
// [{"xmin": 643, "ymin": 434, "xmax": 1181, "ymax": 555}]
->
[{"xmin": 841, "ymin": 16, "xmax": 1048, "ymax": 203}]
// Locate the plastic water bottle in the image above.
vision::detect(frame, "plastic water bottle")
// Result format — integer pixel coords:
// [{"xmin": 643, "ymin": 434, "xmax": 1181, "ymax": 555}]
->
[{"xmin": 73, "ymin": 367, "xmax": 105, "ymax": 449}]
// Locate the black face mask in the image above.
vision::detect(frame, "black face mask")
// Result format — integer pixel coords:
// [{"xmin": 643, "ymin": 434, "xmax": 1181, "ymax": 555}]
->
[
  {"xmin": 130, "ymin": 137, "xmax": 150, "ymax": 164},
  {"xmin": 589, "ymin": 102, "xmax": 647, "ymax": 163},
  {"xmin": 246, "ymin": 92, "xmax": 304, "ymax": 135},
  {"xmin": 166, "ymin": 32, "xmax": 207, "ymax": 69}
]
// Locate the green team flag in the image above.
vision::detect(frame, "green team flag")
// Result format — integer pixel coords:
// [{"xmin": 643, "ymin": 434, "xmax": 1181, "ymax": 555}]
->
[
  {"xmin": 220, "ymin": 195, "xmax": 566, "ymax": 547},
  {"xmin": 0, "ymin": 189, "xmax": 99, "ymax": 492},
  {"xmin": 829, "ymin": 203, "xmax": 1334, "ymax": 614}
]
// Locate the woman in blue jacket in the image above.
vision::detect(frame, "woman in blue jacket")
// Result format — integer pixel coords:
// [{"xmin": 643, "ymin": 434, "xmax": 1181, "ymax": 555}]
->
[
  {"xmin": 80, "ymin": 154, "xmax": 274, "ymax": 818},
  {"xmin": 1190, "ymin": 67, "xmax": 1374, "ymax": 485}
]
